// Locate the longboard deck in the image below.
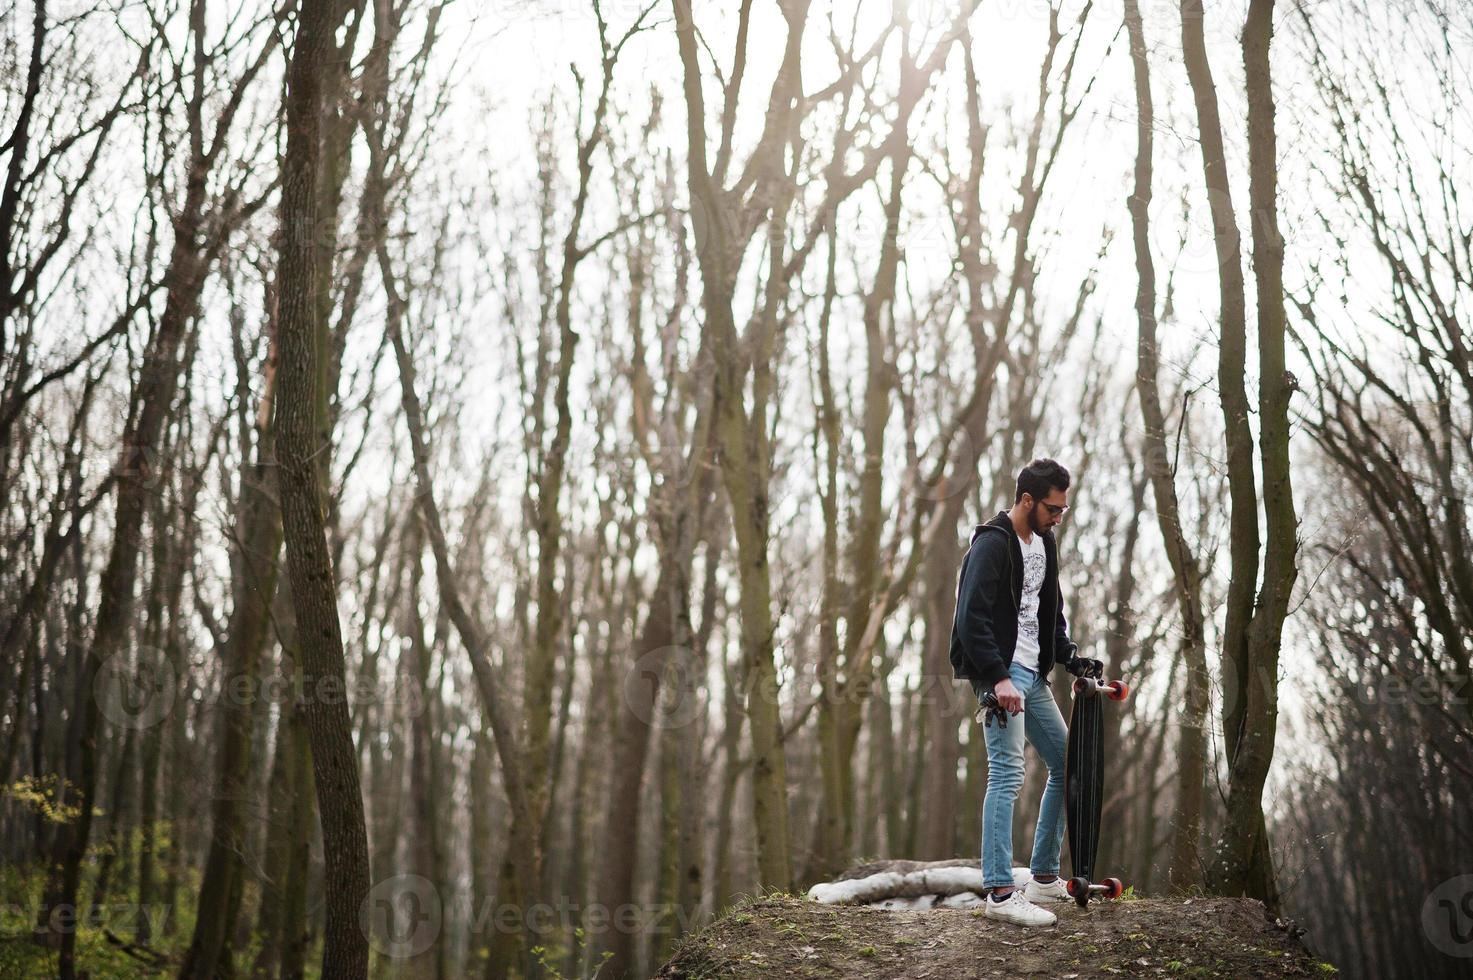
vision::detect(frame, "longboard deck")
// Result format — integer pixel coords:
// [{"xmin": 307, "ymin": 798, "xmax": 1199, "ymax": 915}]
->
[{"xmin": 1065, "ymin": 684, "xmax": 1104, "ymax": 883}]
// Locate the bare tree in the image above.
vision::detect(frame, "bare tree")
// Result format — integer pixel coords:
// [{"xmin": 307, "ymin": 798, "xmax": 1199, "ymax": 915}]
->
[
  {"xmin": 272, "ymin": 0, "xmax": 374, "ymax": 974},
  {"xmin": 1176, "ymin": 0, "xmax": 1260, "ymax": 881},
  {"xmin": 594, "ymin": 98, "xmax": 719, "ymax": 980},
  {"xmin": 33, "ymin": 1, "xmax": 284, "ymax": 972},
  {"xmin": 1278, "ymin": 8, "xmax": 1473, "ymax": 969},
  {"xmin": 0, "ymin": 3, "xmax": 147, "ymax": 489},
  {"xmin": 1178, "ymin": 0, "xmax": 1296, "ymax": 907},
  {"xmin": 1206, "ymin": 0, "xmax": 1299, "ymax": 908},
  {"xmin": 1124, "ymin": 0, "xmax": 1208, "ymax": 891}
]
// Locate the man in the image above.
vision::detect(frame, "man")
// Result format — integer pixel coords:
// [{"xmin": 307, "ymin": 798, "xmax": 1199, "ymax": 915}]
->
[{"xmin": 949, "ymin": 458, "xmax": 1101, "ymax": 927}]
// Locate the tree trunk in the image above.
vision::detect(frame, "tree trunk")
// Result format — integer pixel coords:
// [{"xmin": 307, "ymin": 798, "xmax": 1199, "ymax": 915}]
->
[
  {"xmin": 1095, "ymin": 466, "xmax": 1148, "ymax": 880},
  {"xmin": 711, "ymin": 649, "xmax": 746, "ymax": 913},
  {"xmin": 88, "ymin": 727, "xmax": 135, "ymax": 924},
  {"xmin": 669, "ymin": 0, "xmax": 806, "ymax": 891},
  {"xmin": 652, "ymin": 693, "xmax": 682, "ymax": 967},
  {"xmin": 468, "ymin": 729, "xmax": 498, "ymax": 977},
  {"xmin": 278, "ymin": 703, "xmax": 316, "ymax": 980},
  {"xmin": 817, "ymin": 121, "xmax": 909, "ymax": 873},
  {"xmin": 1177, "ymin": 0, "xmax": 1259, "ymax": 789},
  {"xmin": 250, "ymin": 640, "xmax": 295, "ymax": 978},
  {"xmin": 36, "ymin": 158, "xmax": 203, "ymax": 980},
  {"xmin": 383, "ymin": 248, "xmax": 540, "ymax": 978},
  {"xmin": 1124, "ymin": 0, "xmax": 1208, "ymax": 893},
  {"xmin": 920, "ymin": 542, "xmax": 961, "ymax": 859},
  {"xmin": 404, "ymin": 517, "xmax": 447, "ymax": 980},
  {"xmin": 273, "ymin": 0, "xmax": 373, "ymax": 972},
  {"xmin": 593, "ymin": 504, "xmax": 704, "ymax": 976},
  {"xmin": 1209, "ymin": 0, "xmax": 1297, "ymax": 911},
  {"xmin": 182, "ymin": 335, "xmax": 281, "ymax": 978},
  {"xmin": 811, "ymin": 242, "xmax": 845, "ymax": 884},
  {"xmin": 679, "ymin": 535, "xmax": 719, "ymax": 927}
]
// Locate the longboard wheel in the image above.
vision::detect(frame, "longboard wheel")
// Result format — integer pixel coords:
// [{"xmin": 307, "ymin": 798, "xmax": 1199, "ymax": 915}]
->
[
  {"xmin": 1102, "ymin": 877, "xmax": 1124, "ymax": 899},
  {"xmin": 1067, "ymin": 877, "xmax": 1089, "ymax": 901},
  {"xmin": 1105, "ymin": 680, "xmax": 1129, "ymax": 702},
  {"xmin": 1072, "ymin": 677, "xmax": 1089, "ymax": 696}
]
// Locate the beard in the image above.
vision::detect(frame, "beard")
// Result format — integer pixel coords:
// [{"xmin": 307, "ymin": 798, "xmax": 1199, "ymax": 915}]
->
[{"xmin": 1028, "ymin": 505, "xmax": 1047, "ymax": 535}]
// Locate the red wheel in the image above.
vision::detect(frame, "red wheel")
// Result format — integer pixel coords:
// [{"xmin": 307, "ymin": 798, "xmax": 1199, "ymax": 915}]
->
[
  {"xmin": 1072, "ymin": 678, "xmax": 1088, "ymax": 696},
  {"xmin": 1105, "ymin": 680, "xmax": 1130, "ymax": 702},
  {"xmin": 1102, "ymin": 877, "xmax": 1124, "ymax": 899},
  {"xmin": 1067, "ymin": 877, "xmax": 1087, "ymax": 897}
]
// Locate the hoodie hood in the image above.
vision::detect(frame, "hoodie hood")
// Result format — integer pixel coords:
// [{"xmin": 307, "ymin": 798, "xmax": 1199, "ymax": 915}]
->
[{"xmin": 970, "ymin": 511, "xmax": 1013, "ymax": 545}]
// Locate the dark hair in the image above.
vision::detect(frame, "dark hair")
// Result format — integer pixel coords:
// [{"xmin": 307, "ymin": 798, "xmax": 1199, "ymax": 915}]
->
[{"xmin": 1015, "ymin": 458, "xmax": 1071, "ymax": 504}]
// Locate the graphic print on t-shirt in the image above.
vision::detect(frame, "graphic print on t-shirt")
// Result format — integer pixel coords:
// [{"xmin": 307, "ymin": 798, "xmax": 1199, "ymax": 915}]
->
[{"xmin": 1014, "ymin": 533, "xmax": 1047, "ymax": 671}]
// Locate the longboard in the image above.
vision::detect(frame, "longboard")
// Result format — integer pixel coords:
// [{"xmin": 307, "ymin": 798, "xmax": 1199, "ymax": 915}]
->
[{"xmin": 1064, "ymin": 670, "xmax": 1129, "ymax": 907}]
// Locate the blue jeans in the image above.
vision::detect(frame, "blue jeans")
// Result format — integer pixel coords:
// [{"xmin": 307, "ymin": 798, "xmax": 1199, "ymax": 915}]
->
[{"xmin": 972, "ymin": 662, "xmax": 1069, "ymax": 889}]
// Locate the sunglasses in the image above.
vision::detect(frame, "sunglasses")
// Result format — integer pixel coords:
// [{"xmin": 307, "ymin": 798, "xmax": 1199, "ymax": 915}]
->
[{"xmin": 1030, "ymin": 498, "xmax": 1069, "ymax": 517}]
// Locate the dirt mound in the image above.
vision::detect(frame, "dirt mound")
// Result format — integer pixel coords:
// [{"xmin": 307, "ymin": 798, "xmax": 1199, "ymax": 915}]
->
[{"xmin": 655, "ymin": 893, "xmax": 1336, "ymax": 979}]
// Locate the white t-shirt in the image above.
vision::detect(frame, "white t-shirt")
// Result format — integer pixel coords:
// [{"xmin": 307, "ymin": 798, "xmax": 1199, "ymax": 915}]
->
[{"xmin": 1013, "ymin": 531, "xmax": 1047, "ymax": 672}]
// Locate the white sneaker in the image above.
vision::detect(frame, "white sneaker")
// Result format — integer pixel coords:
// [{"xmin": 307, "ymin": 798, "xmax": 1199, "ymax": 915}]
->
[
  {"xmin": 983, "ymin": 889, "xmax": 1057, "ymax": 928},
  {"xmin": 1024, "ymin": 876, "xmax": 1069, "ymax": 904}
]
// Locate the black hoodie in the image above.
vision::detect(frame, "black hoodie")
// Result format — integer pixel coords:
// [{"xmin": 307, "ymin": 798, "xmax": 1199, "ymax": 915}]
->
[{"xmin": 948, "ymin": 510, "xmax": 1076, "ymax": 690}]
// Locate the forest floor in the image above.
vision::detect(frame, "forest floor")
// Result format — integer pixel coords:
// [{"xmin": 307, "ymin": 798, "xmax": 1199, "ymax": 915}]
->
[{"xmin": 654, "ymin": 892, "xmax": 1338, "ymax": 979}]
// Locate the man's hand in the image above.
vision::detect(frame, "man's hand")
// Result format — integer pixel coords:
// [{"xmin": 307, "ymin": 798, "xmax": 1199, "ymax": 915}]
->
[
  {"xmin": 993, "ymin": 678, "xmax": 1024, "ymax": 715},
  {"xmin": 1066, "ymin": 654, "xmax": 1101, "ymax": 677}
]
